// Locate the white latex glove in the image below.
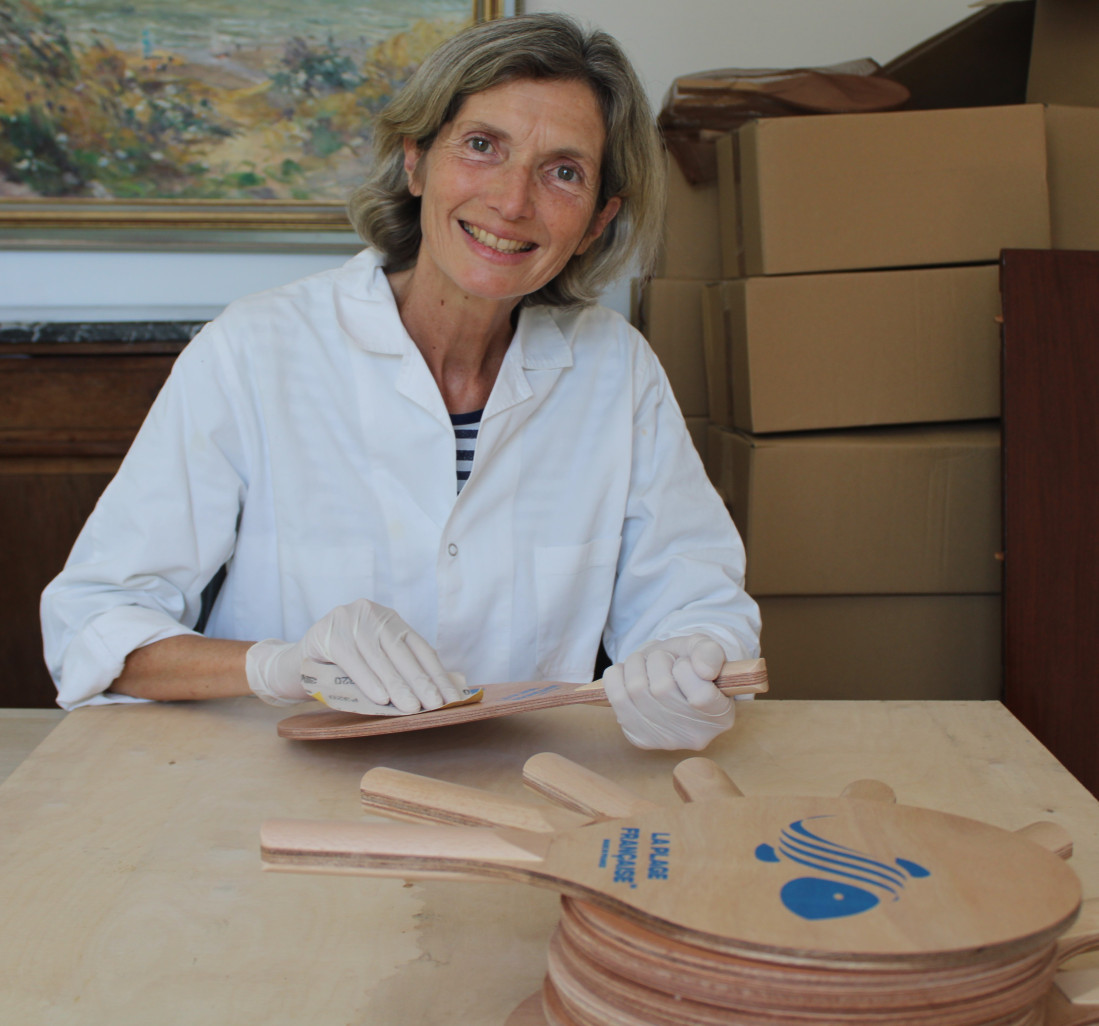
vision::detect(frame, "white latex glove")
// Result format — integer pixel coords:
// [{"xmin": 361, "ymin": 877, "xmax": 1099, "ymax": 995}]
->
[
  {"xmin": 245, "ymin": 599, "xmax": 462, "ymax": 712},
  {"xmin": 602, "ymin": 633, "xmax": 737, "ymax": 751}
]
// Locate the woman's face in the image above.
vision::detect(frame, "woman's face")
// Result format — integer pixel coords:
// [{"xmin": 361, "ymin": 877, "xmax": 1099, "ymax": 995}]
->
[{"xmin": 404, "ymin": 77, "xmax": 621, "ymax": 305}]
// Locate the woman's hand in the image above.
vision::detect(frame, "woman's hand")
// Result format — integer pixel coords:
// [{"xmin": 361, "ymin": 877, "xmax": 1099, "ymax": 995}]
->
[
  {"xmin": 602, "ymin": 634, "xmax": 737, "ymax": 750},
  {"xmin": 246, "ymin": 599, "xmax": 462, "ymax": 712}
]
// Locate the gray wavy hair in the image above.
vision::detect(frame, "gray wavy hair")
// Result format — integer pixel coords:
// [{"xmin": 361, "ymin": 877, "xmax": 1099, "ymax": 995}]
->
[{"xmin": 347, "ymin": 12, "xmax": 665, "ymax": 308}]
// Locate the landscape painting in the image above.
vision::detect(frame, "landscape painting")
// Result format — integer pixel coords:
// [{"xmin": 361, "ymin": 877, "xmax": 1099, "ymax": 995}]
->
[{"xmin": 0, "ymin": 0, "xmax": 496, "ymax": 228}]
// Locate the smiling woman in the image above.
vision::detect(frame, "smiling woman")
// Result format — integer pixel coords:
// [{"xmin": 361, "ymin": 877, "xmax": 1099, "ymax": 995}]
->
[
  {"xmin": 390, "ymin": 78, "xmax": 623, "ymax": 370},
  {"xmin": 351, "ymin": 13, "xmax": 665, "ymax": 308},
  {"xmin": 40, "ymin": 13, "xmax": 762, "ymax": 753}
]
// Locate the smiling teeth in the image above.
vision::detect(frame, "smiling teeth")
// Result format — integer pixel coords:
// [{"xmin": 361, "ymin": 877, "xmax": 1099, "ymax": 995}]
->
[{"xmin": 463, "ymin": 222, "xmax": 534, "ymax": 253}]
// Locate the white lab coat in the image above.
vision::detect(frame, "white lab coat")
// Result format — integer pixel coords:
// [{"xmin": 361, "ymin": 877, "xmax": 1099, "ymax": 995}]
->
[{"xmin": 41, "ymin": 249, "xmax": 760, "ymax": 709}]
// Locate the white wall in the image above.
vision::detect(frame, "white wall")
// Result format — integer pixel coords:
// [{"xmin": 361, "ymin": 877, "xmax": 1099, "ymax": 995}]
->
[
  {"xmin": 0, "ymin": 0, "xmax": 974, "ymax": 321},
  {"xmin": 525, "ymin": 0, "xmax": 973, "ymax": 112}
]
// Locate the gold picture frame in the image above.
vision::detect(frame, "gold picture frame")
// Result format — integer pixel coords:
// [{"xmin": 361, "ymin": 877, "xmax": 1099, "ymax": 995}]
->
[{"xmin": 0, "ymin": 0, "xmax": 518, "ymax": 238}]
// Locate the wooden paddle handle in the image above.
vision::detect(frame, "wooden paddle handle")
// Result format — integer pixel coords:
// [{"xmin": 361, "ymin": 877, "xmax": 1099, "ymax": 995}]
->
[
  {"xmin": 577, "ymin": 657, "xmax": 768, "ymax": 701},
  {"xmin": 261, "ymin": 818, "xmax": 548, "ymax": 882},
  {"xmin": 671, "ymin": 758, "xmax": 745, "ymax": 802},
  {"xmin": 712, "ymin": 658, "xmax": 769, "ymax": 694},
  {"xmin": 1045, "ymin": 977, "xmax": 1099, "ymax": 1026},
  {"xmin": 523, "ymin": 752, "xmax": 662, "ymax": 821},
  {"xmin": 1017, "ymin": 820, "xmax": 1074, "ymax": 860},
  {"xmin": 360, "ymin": 766, "xmax": 588, "ymax": 832},
  {"xmin": 840, "ymin": 779, "xmax": 897, "ymax": 804}
]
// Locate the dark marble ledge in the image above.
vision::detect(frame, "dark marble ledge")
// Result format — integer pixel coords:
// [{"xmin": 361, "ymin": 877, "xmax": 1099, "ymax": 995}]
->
[{"xmin": 0, "ymin": 319, "xmax": 208, "ymax": 345}]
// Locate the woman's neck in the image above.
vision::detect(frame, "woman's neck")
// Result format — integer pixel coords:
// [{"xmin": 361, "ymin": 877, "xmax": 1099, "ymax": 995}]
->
[{"xmin": 388, "ymin": 263, "xmax": 519, "ymax": 415}]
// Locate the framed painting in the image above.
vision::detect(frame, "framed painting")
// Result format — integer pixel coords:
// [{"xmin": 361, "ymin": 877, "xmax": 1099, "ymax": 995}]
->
[{"xmin": 0, "ymin": 0, "xmax": 518, "ymax": 236}]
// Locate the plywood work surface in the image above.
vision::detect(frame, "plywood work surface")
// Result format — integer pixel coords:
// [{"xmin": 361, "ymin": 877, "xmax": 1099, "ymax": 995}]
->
[
  {"xmin": 0, "ymin": 707, "xmax": 64, "ymax": 784},
  {"xmin": 2, "ymin": 698, "xmax": 1099, "ymax": 1025}
]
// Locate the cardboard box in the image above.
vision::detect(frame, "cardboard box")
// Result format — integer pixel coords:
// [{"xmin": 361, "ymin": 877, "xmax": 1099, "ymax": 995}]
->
[
  {"xmin": 757, "ymin": 594, "xmax": 1002, "ymax": 700},
  {"xmin": 727, "ymin": 104, "xmax": 1050, "ymax": 276},
  {"xmin": 684, "ymin": 416, "xmax": 708, "ymax": 461},
  {"xmin": 1045, "ymin": 104, "xmax": 1099, "ymax": 251},
  {"xmin": 634, "ymin": 278, "xmax": 709, "ymax": 417},
  {"xmin": 715, "ymin": 132, "xmax": 740, "ymax": 280},
  {"xmin": 705, "ymin": 265, "xmax": 1002, "ymax": 434},
  {"xmin": 701, "ymin": 278, "xmax": 733, "ymax": 429},
  {"xmin": 1028, "ymin": 0, "xmax": 1099, "ymax": 106},
  {"xmin": 717, "ymin": 423, "xmax": 1002, "ymax": 595},
  {"xmin": 654, "ymin": 153, "xmax": 723, "ymax": 279},
  {"xmin": 706, "ymin": 422, "xmax": 736, "ymax": 504}
]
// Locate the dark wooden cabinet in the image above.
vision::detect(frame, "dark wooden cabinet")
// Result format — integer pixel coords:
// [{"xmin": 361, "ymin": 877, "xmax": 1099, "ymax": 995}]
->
[
  {"xmin": 1001, "ymin": 249, "xmax": 1099, "ymax": 796},
  {"xmin": 0, "ymin": 332, "xmax": 192, "ymax": 708}
]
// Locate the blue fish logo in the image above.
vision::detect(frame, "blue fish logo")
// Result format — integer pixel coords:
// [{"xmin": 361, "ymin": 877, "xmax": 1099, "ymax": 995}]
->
[{"xmin": 755, "ymin": 816, "xmax": 930, "ymax": 921}]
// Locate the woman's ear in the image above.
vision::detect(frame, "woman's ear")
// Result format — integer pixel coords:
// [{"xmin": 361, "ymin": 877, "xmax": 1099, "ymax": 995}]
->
[
  {"xmin": 403, "ymin": 137, "xmax": 424, "ymax": 197},
  {"xmin": 575, "ymin": 196, "xmax": 622, "ymax": 256}
]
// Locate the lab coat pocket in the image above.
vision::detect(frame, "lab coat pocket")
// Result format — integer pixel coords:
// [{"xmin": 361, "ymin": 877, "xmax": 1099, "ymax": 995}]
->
[{"xmin": 534, "ymin": 537, "xmax": 621, "ymax": 678}]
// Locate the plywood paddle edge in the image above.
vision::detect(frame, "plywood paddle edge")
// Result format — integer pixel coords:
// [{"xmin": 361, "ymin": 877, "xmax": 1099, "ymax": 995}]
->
[
  {"xmin": 276, "ymin": 658, "xmax": 768, "ymax": 740},
  {"xmin": 1057, "ymin": 898, "xmax": 1099, "ymax": 964},
  {"xmin": 359, "ymin": 766, "xmax": 590, "ymax": 833}
]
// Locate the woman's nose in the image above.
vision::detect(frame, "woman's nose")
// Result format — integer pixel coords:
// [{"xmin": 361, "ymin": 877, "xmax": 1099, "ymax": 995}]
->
[{"xmin": 488, "ymin": 164, "xmax": 535, "ymax": 221}]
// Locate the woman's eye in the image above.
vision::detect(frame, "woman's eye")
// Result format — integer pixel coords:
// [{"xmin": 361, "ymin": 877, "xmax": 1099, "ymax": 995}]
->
[
  {"xmin": 469, "ymin": 137, "xmax": 491, "ymax": 153},
  {"xmin": 554, "ymin": 166, "xmax": 578, "ymax": 182}
]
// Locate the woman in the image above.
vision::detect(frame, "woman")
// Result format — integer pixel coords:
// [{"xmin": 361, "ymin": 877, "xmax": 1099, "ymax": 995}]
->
[{"xmin": 40, "ymin": 13, "xmax": 760, "ymax": 750}]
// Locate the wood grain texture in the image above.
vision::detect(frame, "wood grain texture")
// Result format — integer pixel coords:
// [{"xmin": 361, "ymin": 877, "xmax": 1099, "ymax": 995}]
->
[
  {"xmin": 277, "ymin": 659, "xmax": 768, "ymax": 740},
  {"xmin": 1001, "ymin": 249, "xmax": 1099, "ymax": 797}
]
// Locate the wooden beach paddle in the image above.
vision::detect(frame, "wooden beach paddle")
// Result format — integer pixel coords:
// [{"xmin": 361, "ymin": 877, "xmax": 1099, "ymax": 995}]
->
[
  {"xmin": 270, "ymin": 758, "xmax": 1099, "ymax": 1025},
  {"xmin": 261, "ymin": 792, "xmax": 1082, "ymax": 967},
  {"xmin": 277, "ymin": 657, "xmax": 768, "ymax": 740}
]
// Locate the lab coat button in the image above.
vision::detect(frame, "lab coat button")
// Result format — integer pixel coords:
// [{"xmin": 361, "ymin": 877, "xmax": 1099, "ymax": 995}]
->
[{"xmin": 447, "ymin": 543, "xmax": 458, "ymax": 556}]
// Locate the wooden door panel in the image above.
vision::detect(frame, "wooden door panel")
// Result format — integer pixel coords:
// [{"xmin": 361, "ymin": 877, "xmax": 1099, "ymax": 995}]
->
[{"xmin": 1001, "ymin": 248, "xmax": 1099, "ymax": 796}]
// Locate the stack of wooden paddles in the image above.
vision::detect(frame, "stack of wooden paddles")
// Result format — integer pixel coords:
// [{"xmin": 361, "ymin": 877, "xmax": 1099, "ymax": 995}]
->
[{"xmin": 261, "ymin": 754, "xmax": 1099, "ymax": 1026}]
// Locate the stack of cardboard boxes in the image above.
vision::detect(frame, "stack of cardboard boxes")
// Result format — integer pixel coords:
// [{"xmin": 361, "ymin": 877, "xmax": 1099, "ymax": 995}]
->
[
  {"xmin": 634, "ymin": 0, "xmax": 1099, "ymax": 700},
  {"xmin": 631, "ymin": 154, "xmax": 722, "ymax": 459}
]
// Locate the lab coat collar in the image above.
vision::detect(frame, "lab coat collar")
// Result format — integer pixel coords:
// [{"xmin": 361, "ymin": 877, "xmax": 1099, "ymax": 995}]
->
[
  {"xmin": 332, "ymin": 248, "xmax": 408, "ymax": 357},
  {"xmin": 332, "ymin": 248, "xmax": 575, "ymax": 373}
]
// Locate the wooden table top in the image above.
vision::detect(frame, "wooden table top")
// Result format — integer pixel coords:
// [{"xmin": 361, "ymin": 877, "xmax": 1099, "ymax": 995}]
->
[{"xmin": 2, "ymin": 698, "xmax": 1097, "ymax": 1025}]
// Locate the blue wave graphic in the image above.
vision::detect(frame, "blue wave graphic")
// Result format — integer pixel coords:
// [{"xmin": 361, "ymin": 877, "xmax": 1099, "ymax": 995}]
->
[{"xmin": 756, "ymin": 815, "xmax": 930, "ymax": 921}]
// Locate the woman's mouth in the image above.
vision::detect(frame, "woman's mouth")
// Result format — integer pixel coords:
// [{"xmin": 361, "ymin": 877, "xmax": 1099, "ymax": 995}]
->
[{"xmin": 461, "ymin": 221, "xmax": 536, "ymax": 254}]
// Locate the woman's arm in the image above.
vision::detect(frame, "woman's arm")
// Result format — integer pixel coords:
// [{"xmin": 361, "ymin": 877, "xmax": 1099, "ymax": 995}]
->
[
  {"xmin": 108, "ymin": 635, "xmax": 253, "ymax": 702},
  {"xmin": 42, "ymin": 317, "xmax": 251, "ymax": 710}
]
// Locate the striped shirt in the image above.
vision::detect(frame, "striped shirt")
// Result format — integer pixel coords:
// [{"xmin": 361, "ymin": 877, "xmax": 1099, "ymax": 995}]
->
[{"xmin": 451, "ymin": 409, "xmax": 482, "ymax": 493}]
